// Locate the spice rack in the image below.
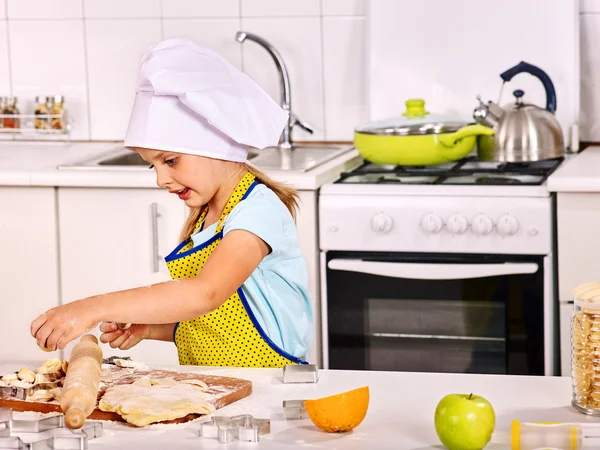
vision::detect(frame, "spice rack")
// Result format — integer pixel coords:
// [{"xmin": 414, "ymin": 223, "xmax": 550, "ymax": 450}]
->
[
  {"xmin": 0, "ymin": 95, "xmax": 73, "ymax": 142},
  {"xmin": 0, "ymin": 112, "xmax": 72, "ymax": 135}
]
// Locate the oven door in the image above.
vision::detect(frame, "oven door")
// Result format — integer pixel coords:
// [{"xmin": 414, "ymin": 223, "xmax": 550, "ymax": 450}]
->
[{"xmin": 322, "ymin": 252, "xmax": 546, "ymax": 376}]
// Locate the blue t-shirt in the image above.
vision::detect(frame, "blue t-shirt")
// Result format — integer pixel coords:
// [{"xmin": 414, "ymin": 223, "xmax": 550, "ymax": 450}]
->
[{"xmin": 190, "ymin": 183, "xmax": 313, "ymax": 361}]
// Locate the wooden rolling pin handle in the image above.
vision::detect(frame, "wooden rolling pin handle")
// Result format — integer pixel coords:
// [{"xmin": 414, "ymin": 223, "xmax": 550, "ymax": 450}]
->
[{"xmin": 60, "ymin": 334, "xmax": 103, "ymax": 429}]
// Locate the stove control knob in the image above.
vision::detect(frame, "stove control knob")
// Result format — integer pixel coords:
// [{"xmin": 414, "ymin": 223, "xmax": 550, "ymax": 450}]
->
[
  {"xmin": 472, "ymin": 214, "xmax": 494, "ymax": 236},
  {"xmin": 420, "ymin": 213, "xmax": 444, "ymax": 234},
  {"xmin": 447, "ymin": 214, "xmax": 469, "ymax": 235},
  {"xmin": 371, "ymin": 213, "xmax": 393, "ymax": 234},
  {"xmin": 497, "ymin": 214, "xmax": 519, "ymax": 236}
]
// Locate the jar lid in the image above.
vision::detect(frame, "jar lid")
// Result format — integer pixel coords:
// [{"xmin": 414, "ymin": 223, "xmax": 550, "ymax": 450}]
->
[
  {"xmin": 574, "ymin": 282, "xmax": 600, "ymax": 309},
  {"xmin": 354, "ymin": 98, "xmax": 470, "ymax": 136}
]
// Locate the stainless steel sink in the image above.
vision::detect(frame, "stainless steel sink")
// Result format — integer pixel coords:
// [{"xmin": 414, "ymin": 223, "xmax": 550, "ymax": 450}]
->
[
  {"xmin": 58, "ymin": 143, "xmax": 352, "ymax": 172},
  {"xmin": 97, "ymin": 152, "xmax": 149, "ymax": 167},
  {"xmin": 245, "ymin": 144, "xmax": 352, "ymax": 172}
]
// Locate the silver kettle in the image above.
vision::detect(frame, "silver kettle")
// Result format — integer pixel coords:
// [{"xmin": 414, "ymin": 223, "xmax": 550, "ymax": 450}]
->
[{"xmin": 473, "ymin": 61, "xmax": 564, "ymax": 163}]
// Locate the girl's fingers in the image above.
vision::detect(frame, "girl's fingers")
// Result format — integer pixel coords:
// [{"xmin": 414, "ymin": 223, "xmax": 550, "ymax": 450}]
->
[
  {"xmin": 30, "ymin": 314, "xmax": 48, "ymax": 338},
  {"xmin": 119, "ymin": 333, "xmax": 138, "ymax": 350},
  {"xmin": 109, "ymin": 331, "xmax": 130, "ymax": 349},
  {"xmin": 35, "ymin": 324, "xmax": 54, "ymax": 350},
  {"xmin": 99, "ymin": 330, "xmax": 123, "ymax": 344},
  {"xmin": 100, "ymin": 322, "xmax": 118, "ymax": 333},
  {"xmin": 44, "ymin": 328, "xmax": 63, "ymax": 352}
]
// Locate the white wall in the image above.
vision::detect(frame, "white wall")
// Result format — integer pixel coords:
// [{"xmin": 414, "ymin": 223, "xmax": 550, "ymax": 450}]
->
[
  {"xmin": 0, "ymin": 0, "xmax": 367, "ymax": 142},
  {"xmin": 0, "ymin": 0, "xmax": 598, "ymax": 143}
]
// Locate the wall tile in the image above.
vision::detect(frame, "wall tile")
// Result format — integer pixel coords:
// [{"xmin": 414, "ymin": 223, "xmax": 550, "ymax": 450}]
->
[
  {"xmin": 84, "ymin": 0, "xmax": 160, "ymax": 18},
  {"xmin": 0, "ymin": 0, "xmax": 5, "ymax": 20},
  {"xmin": 322, "ymin": 0, "xmax": 366, "ymax": 16},
  {"xmin": 85, "ymin": 19, "xmax": 161, "ymax": 140},
  {"xmin": 0, "ymin": 21, "xmax": 10, "ymax": 140},
  {"xmin": 6, "ymin": 0, "xmax": 82, "ymax": 19},
  {"xmin": 0, "ymin": 22, "xmax": 9, "ymax": 95},
  {"xmin": 9, "ymin": 20, "xmax": 89, "ymax": 139},
  {"xmin": 581, "ymin": 14, "xmax": 600, "ymax": 140},
  {"xmin": 162, "ymin": 0, "xmax": 239, "ymax": 18},
  {"xmin": 581, "ymin": 0, "xmax": 600, "ymax": 13},
  {"xmin": 322, "ymin": 17, "xmax": 367, "ymax": 140},
  {"xmin": 163, "ymin": 19, "xmax": 242, "ymax": 69},
  {"xmin": 240, "ymin": 17, "xmax": 324, "ymax": 141},
  {"xmin": 241, "ymin": 0, "xmax": 319, "ymax": 17}
]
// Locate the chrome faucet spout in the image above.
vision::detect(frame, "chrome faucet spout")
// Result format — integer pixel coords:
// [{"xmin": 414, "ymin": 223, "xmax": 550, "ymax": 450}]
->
[{"xmin": 235, "ymin": 31, "xmax": 293, "ymax": 149}]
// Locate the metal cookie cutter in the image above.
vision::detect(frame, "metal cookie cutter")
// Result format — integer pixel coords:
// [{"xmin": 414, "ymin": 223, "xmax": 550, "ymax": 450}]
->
[
  {"xmin": 282, "ymin": 364, "xmax": 319, "ymax": 383},
  {"xmin": 0, "ymin": 378, "xmax": 61, "ymax": 401},
  {"xmin": 282, "ymin": 400, "xmax": 308, "ymax": 420},
  {"xmin": 0, "ymin": 408, "xmax": 103, "ymax": 450},
  {"xmin": 199, "ymin": 414, "xmax": 270, "ymax": 443}
]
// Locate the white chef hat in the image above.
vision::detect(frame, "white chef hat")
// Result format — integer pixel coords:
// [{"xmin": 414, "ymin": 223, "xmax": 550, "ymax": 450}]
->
[{"xmin": 124, "ymin": 38, "xmax": 288, "ymax": 162}]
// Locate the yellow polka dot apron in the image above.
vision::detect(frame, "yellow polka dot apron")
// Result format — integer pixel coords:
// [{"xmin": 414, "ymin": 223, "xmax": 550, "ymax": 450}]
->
[{"xmin": 165, "ymin": 172, "xmax": 307, "ymax": 367}]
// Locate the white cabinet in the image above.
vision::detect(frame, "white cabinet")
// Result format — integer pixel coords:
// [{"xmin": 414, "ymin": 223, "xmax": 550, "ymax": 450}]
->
[
  {"xmin": 559, "ymin": 302, "xmax": 573, "ymax": 376},
  {"xmin": 556, "ymin": 193, "xmax": 600, "ymax": 376},
  {"xmin": 557, "ymin": 193, "xmax": 600, "ymax": 300},
  {"xmin": 57, "ymin": 187, "xmax": 186, "ymax": 365},
  {"xmin": 0, "ymin": 187, "xmax": 60, "ymax": 361}
]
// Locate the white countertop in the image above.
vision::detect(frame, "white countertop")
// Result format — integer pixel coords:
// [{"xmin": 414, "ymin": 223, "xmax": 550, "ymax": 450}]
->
[
  {"xmin": 0, "ymin": 361, "xmax": 589, "ymax": 450},
  {"xmin": 0, "ymin": 141, "xmax": 362, "ymax": 191},
  {"xmin": 547, "ymin": 146, "xmax": 600, "ymax": 192}
]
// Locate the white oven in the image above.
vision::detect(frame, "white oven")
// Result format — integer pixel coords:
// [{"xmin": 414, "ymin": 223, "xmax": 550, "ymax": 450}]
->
[{"xmin": 319, "ymin": 179, "xmax": 559, "ymax": 376}]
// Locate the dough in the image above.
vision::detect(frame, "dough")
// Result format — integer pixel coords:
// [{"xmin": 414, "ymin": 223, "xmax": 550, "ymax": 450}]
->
[
  {"xmin": 99, "ymin": 378, "xmax": 215, "ymax": 426},
  {"xmin": 113, "ymin": 359, "xmax": 149, "ymax": 371}
]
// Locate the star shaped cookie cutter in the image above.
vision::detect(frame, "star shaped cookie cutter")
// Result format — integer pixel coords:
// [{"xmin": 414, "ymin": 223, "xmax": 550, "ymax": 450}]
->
[
  {"xmin": 0, "ymin": 407, "xmax": 103, "ymax": 450},
  {"xmin": 198, "ymin": 414, "xmax": 270, "ymax": 443}
]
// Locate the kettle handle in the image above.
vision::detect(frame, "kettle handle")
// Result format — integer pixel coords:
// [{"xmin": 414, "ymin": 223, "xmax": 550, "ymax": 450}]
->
[{"xmin": 499, "ymin": 61, "xmax": 557, "ymax": 113}]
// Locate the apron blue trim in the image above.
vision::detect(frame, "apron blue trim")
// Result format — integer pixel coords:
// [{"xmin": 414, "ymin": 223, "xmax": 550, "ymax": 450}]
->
[
  {"xmin": 241, "ymin": 180, "xmax": 258, "ymax": 200},
  {"xmin": 237, "ymin": 287, "xmax": 308, "ymax": 365},
  {"xmin": 165, "ymin": 232, "xmax": 222, "ymax": 262},
  {"xmin": 173, "ymin": 322, "xmax": 180, "ymax": 344},
  {"xmin": 164, "ymin": 181, "xmax": 259, "ymax": 263}
]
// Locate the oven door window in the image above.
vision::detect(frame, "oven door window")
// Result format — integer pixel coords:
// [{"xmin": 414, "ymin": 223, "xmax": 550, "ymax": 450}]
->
[{"xmin": 325, "ymin": 254, "xmax": 545, "ymax": 375}]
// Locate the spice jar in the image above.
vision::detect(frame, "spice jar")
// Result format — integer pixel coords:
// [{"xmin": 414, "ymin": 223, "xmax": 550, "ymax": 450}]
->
[
  {"xmin": 571, "ymin": 281, "xmax": 600, "ymax": 415},
  {"xmin": 34, "ymin": 96, "xmax": 50, "ymax": 129},
  {"xmin": 50, "ymin": 95, "xmax": 66, "ymax": 130},
  {"xmin": 2, "ymin": 97, "xmax": 20, "ymax": 129}
]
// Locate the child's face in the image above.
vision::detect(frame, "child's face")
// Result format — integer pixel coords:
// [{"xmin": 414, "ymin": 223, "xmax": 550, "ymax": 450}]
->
[{"xmin": 135, "ymin": 147, "xmax": 221, "ymax": 208}]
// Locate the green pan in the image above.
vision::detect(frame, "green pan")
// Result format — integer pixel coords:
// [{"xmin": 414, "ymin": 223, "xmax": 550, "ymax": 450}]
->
[{"xmin": 354, "ymin": 99, "xmax": 495, "ymax": 166}]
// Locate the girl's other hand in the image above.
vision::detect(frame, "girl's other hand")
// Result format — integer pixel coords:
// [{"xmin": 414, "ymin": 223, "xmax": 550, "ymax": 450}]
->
[
  {"xmin": 99, "ymin": 322, "xmax": 149, "ymax": 350},
  {"xmin": 30, "ymin": 300, "xmax": 99, "ymax": 351}
]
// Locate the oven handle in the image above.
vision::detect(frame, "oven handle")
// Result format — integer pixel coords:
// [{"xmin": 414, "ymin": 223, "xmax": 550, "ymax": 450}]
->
[{"xmin": 327, "ymin": 259, "xmax": 539, "ymax": 280}]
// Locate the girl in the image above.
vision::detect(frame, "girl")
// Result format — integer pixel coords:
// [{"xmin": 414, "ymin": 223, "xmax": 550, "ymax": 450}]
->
[{"xmin": 30, "ymin": 39, "xmax": 313, "ymax": 367}]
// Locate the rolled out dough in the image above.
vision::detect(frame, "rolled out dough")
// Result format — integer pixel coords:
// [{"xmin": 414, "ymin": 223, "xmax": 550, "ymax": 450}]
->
[{"xmin": 98, "ymin": 378, "xmax": 215, "ymax": 426}]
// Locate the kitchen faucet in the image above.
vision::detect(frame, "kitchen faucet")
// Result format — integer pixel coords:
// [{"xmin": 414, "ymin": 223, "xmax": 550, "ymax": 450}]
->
[{"xmin": 235, "ymin": 31, "xmax": 313, "ymax": 149}]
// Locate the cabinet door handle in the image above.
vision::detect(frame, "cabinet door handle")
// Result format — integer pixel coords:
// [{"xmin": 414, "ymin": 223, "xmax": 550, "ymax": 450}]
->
[{"xmin": 150, "ymin": 203, "xmax": 162, "ymax": 273}]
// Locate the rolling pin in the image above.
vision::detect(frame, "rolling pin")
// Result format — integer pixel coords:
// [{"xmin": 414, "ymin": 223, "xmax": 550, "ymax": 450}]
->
[{"xmin": 60, "ymin": 334, "xmax": 103, "ymax": 429}]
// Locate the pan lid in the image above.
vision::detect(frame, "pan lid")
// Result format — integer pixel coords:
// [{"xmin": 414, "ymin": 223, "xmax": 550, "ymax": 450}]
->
[{"xmin": 355, "ymin": 99, "xmax": 470, "ymax": 136}]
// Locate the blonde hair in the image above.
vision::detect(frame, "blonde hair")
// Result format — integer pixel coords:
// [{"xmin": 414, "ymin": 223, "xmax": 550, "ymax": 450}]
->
[{"xmin": 179, "ymin": 162, "xmax": 299, "ymax": 241}]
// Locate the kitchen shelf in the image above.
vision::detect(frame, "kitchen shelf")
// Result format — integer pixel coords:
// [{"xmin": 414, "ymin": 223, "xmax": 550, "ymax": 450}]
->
[{"xmin": 0, "ymin": 112, "xmax": 73, "ymax": 141}]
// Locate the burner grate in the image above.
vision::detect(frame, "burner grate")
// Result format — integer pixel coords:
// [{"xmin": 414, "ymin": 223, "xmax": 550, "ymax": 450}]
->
[{"xmin": 336, "ymin": 156, "xmax": 564, "ymax": 186}]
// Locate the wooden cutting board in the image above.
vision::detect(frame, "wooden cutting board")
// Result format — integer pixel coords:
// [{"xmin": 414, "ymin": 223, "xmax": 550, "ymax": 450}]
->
[{"xmin": 0, "ymin": 366, "xmax": 252, "ymax": 425}]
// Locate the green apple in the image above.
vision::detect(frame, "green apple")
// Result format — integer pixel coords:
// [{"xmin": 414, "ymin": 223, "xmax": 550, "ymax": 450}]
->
[{"xmin": 434, "ymin": 393, "xmax": 495, "ymax": 450}]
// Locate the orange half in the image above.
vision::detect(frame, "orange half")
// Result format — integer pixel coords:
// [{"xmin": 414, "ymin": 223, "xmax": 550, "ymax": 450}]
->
[{"xmin": 304, "ymin": 386, "xmax": 370, "ymax": 433}]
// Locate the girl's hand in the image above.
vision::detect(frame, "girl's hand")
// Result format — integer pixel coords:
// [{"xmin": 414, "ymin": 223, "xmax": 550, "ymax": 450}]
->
[
  {"xmin": 99, "ymin": 322, "xmax": 149, "ymax": 350},
  {"xmin": 30, "ymin": 300, "xmax": 99, "ymax": 351}
]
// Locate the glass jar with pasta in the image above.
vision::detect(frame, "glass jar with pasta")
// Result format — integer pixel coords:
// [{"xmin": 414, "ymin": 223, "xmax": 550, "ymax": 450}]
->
[{"xmin": 572, "ymin": 282, "xmax": 600, "ymax": 415}]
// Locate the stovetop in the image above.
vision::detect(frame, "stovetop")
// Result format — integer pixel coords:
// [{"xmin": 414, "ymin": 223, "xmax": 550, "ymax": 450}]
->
[{"xmin": 336, "ymin": 157, "xmax": 564, "ymax": 186}]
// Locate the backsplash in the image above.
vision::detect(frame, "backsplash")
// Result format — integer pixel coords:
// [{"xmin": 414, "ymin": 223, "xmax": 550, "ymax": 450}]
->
[
  {"xmin": 0, "ymin": 0, "xmax": 597, "ymax": 142},
  {"xmin": 0, "ymin": 0, "xmax": 366, "ymax": 142}
]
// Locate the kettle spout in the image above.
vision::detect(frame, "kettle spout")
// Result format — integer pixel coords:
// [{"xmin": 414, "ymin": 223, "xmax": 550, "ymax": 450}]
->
[{"xmin": 473, "ymin": 96, "xmax": 502, "ymax": 129}]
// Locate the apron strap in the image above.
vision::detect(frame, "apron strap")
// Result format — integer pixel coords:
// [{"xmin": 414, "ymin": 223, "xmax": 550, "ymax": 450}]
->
[{"xmin": 215, "ymin": 172, "xmax": 256, "ymax": 233}]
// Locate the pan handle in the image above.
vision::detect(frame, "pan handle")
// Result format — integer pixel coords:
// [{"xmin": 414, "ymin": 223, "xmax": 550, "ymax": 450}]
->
[{"xmin": 438, "ymin": 124, "xmax": 494, "ymax": 147}]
